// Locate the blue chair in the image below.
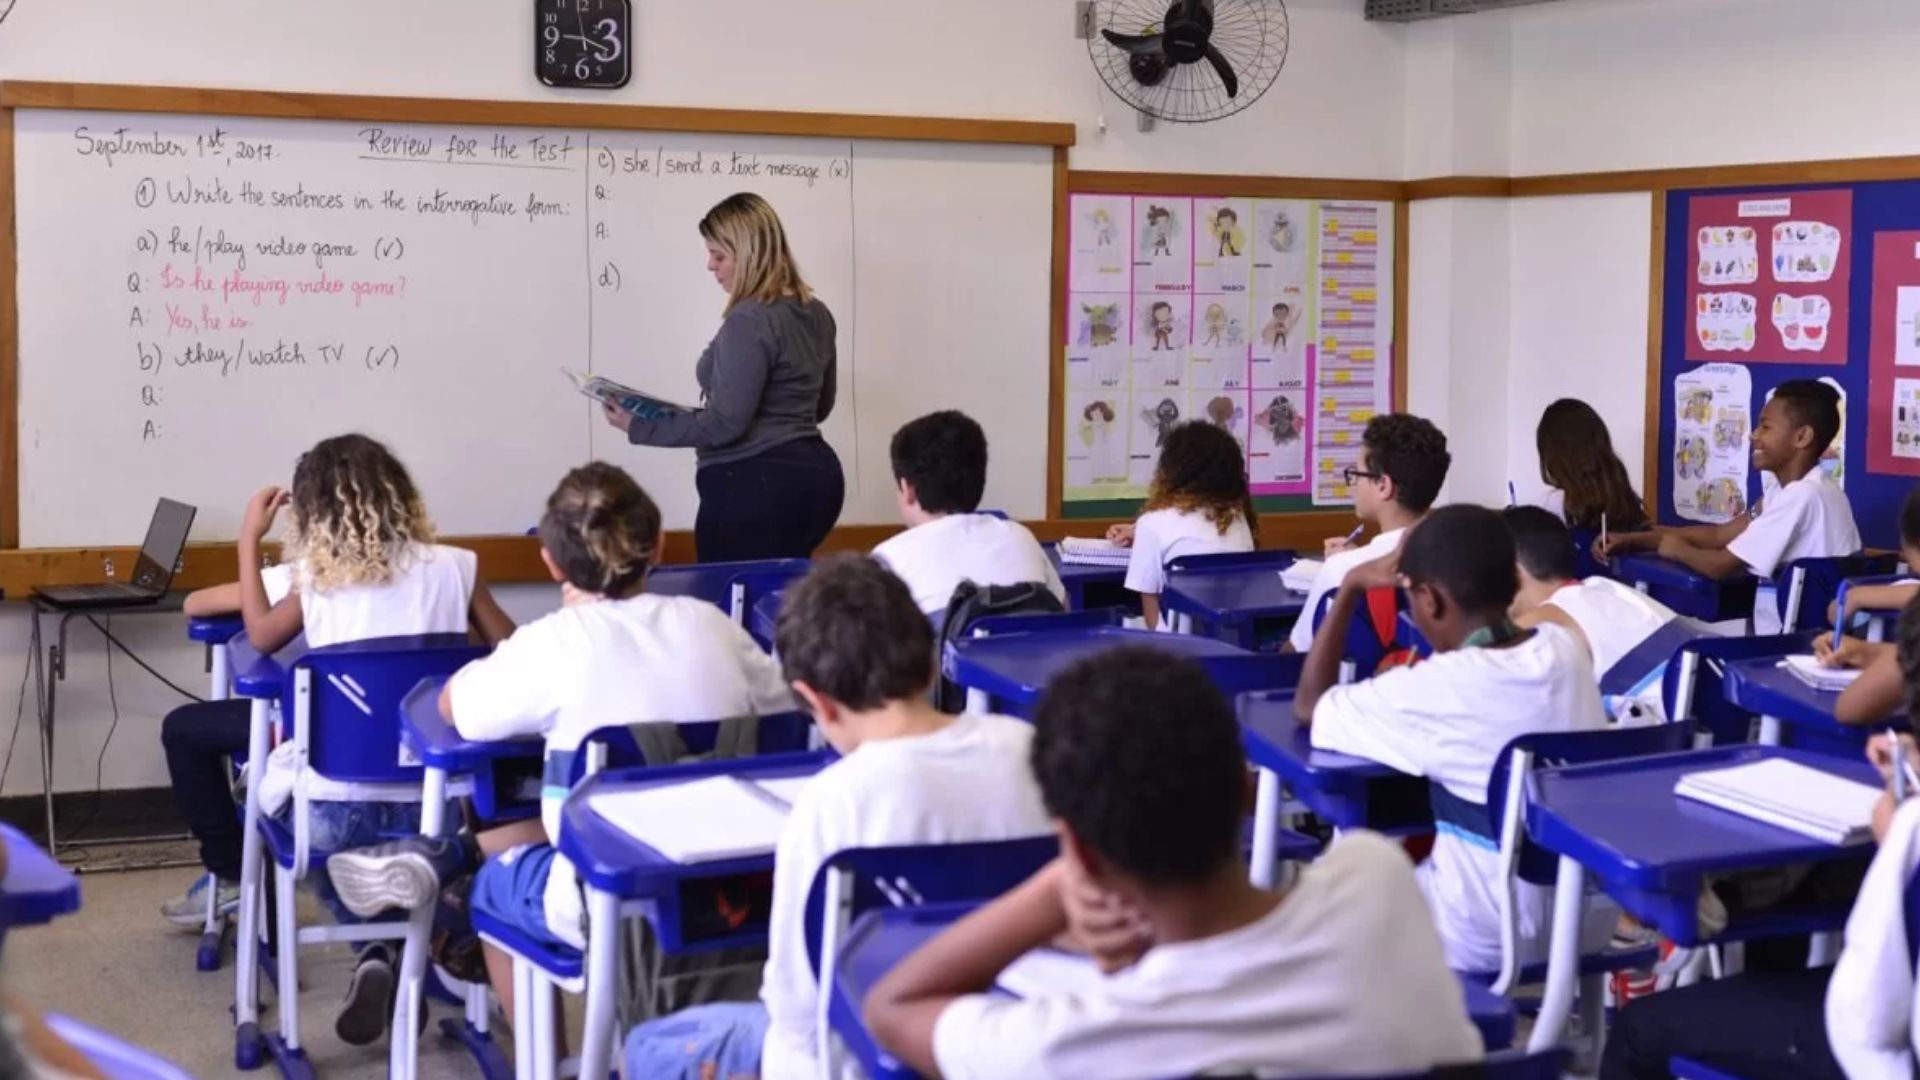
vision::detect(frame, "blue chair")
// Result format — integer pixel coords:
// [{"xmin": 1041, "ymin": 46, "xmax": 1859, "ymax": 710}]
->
[
  {"xmin": 1597, "ymin": 617, "xmax": 1717, "ymax": 726},
  {"xmin": 1832, "ymin": 572, "xmax": 1914, "ymax": 643},
  {"xmin": 1777, "ymin": 553, "xmax": 1900, "ymax": 633},
  {"xmin": 0, "ymin": 824, "xmax": 79, "ymax": 951},
  {"xmin": 1310, "ymin": 590, "xmax": 1416, "ymax": 682},
  {"xmin": 1165, "ymin": 549, "xmax": 1298, "ymax": 573},
  {"xmin": 239, "ymin": 635, "xmax": 484, "ymax": 1078},
  {"xmin": 45, "ymin": 1015, "xmax": 195, "ymax": 1080},
  {"xmin": 1661, "ymin": 632, "xmax": 1815, "ymax": 746},
  {"xmin": 806, "ymin": 837, "xmax": 1060, "ymax": 1080},
  {"xmin": 646, "ymin": 558, "xmax": 811, "ymax": 621},
  {"xmin": 1569, "ymin": 527, "xmax": 1603, "ymax": 581}
]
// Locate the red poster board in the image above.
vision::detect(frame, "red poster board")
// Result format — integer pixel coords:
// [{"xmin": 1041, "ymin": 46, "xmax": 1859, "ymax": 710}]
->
[
  {"xmin": 1867, "ymin": 231, "xmax": 1920, "ymax": 476},
  {"xmin": 1685, "ymin": 189, "xmax": 1853, "ymax": 364}
]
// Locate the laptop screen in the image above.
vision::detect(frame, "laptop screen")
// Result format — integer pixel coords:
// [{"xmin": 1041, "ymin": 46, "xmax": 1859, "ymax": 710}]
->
[{"xmin": 132, "ymin": 498, "xmax": 196, "ymax": 588}]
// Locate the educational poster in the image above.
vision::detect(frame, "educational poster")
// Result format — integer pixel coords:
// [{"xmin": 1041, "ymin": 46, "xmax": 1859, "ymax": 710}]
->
[
  {"xmin": 1064, "ymin": 194, "xmax": 1391, "ymax": 508},
  {"xmin": 1685, "ymin": 189, "xmax": 1853, "ymax": 364},
  {"xmin": 1672, "ymin": 362, "xmax": 1754, "ymax": 523},
  {"xmin": 1867, "ymin": 231, "xmax": 1920, "ymax": 476}
]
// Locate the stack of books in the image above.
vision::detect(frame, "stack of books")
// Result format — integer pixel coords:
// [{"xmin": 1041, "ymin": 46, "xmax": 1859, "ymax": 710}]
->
[
  {"xmin": 1674, "ymin": 758, "xmax": 1880, "ymax": 845},
  {"xmin": 1058, "ymin": 537, "xmax": 1132, "ymax": 567}
]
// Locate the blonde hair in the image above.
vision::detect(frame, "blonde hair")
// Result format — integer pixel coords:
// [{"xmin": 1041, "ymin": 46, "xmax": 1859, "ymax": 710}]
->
[
  {"xmin": 538, "ymin": 463, "xmax": 661, "ymax": 597},
  {"xmin": 283, "ymin": 434, "xmax": 435, "ymax": 593},
  {"xmin": 700, "ymin": 192, "xmax": 813, "ymax": 312}
]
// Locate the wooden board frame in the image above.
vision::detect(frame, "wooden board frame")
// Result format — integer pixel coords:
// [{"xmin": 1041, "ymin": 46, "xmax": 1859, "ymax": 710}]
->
[{"xmin": 0, "ymin": 81, "xmax": 1074, "ymax": 587}]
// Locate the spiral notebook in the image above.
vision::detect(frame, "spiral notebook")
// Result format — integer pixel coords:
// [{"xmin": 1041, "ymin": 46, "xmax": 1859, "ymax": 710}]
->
[
  {"xmin": 586, "ymin": 775, "xmax": 799, "ymax": 863},
  {"xmin": 1674, "ymin": 758, "xmax": 1880, "ymax": 846},
  {"xmin": 1058, "ymin": 537, "xmax": 1131, "ymax": 567}
]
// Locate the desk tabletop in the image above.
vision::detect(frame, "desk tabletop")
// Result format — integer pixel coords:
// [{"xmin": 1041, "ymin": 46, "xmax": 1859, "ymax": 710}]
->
[
  {"xmin": 225, "ymin": 634, "xmax": 306, "ymax": 699},
  {"xmin": 400, "ymin": 677, "xmax": 541, "ymax": 771},
  {"xmin": 558, "ymin": 752, "xmax": 832, "ymax": 897},
  {"xmin": 1236, "ymin": 692, "xmax": 1432, "ymax": 832},
  {"xmin": 1723, "ymin": 657, "xmax": 1884, "ymax": 740},
  {"xmin": 1161, "ymin": 567, "xmax": 1307, "ymax": 624},
  {"xmin": 186, "ymin": 614, "xmax": 244, "ymax": 644},
  {"xmin": 0, "ymin": 824, "xmax": 80, "ymax": 928},
  {"xmin": 1610, "ymin": 555, "xmax": 1758, "ymax": 622},
  {"xmin": 944, "ymin": 627, "xmax": 1248, "ymax": 706}
]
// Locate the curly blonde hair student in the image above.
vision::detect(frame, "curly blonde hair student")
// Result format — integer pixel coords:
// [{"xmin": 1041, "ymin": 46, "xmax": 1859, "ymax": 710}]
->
[
  {"xmin": 1143, "ymin": 421, "xmax": 1258, "ymax": 541},
  {"xmin": 537, "ymin": 462, "xmax": 662, "ymax": 597},
  {"xmin": 283, "ymin": 434, "xmax": 435, "ymax": 592},
  {"xmin": 699, "ymin": 192, "xmax": 813, "ymax": 312}
]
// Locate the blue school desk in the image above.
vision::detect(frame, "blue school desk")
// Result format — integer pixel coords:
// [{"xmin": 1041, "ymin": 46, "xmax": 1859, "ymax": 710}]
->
[
  {"xmin": 1160, "ymin": 562, "xmax": 1307, "ymax": 648},
  {"xmin": 559, "ymin": 752, "xmax": 833, "ymax": 1080},
  {"xmin": 0, "ymin": 824, "xmax": 80, "ymax": 937},
  {"xmin": 1236, "ymin": 691, "xmax": 1432, "ymax": 869},
  {"xmin": 1522, "ymin": 745, "xmax": 1876, "ymax": 1051},
  {"xmin": 1611, "ymin": 554, "xmax": 1758, "ymax": 624},
  {"xmin": 827, "ymin": 903, "xmax": 1519, "ymax": 1080},
  {"xmin": 1045, "ymin": 545, "xmax": 1129, "ymax": 610},
  {"xmin": 1722, "ymin": 656, "xmax": 1888, "ymax": 748},
  {"xmin": 188, "ymin": 614, "xmax": 245, "ymax": 700},
  {"xmin": 943, "ymin": 627, "xmax": 1267, "ymax": 716}
]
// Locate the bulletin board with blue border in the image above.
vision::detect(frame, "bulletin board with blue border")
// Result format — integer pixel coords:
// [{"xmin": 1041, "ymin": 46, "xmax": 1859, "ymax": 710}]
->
[{"xmin": 1657, "ymin": 180, "xmax": 1920, "ymax": 551}]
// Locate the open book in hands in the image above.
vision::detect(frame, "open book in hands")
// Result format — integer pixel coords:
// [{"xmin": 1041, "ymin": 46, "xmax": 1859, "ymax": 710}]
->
[{"xmin": 563, "ymin": 367, "xmax": 691, "ymax": 421}]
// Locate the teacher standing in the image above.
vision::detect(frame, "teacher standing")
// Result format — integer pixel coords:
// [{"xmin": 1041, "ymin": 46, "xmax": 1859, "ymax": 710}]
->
[{"xmin": 605, "ymin": 192, "xmax": 844, "ymax": 562}]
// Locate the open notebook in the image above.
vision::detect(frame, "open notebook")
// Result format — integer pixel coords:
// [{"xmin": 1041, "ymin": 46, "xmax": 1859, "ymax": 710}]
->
[
  {"xmin": 1280, "ymin": 558, "xmax": 1322, "ymax": 594},
  {"xmin": 1675, "ymin": 758, "xmax": 1881, "ymax": 845},
  {"xmin": 1779, "ymin": 654, "xmax": 1864, "ymax": 692},
  {"xmin": 586, "ymin": 774, "xmax": 811, "ymax": 863},
  {"xmin": 1058, "ymin": 537, "xmax": 1132, "ymax": 567}
]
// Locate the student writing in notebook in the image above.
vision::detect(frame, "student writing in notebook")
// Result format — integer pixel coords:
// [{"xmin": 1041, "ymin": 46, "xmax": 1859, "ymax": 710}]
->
[
  {"xmin": 621, "ymin": 555, "xmax": 1050, "ymax": 1080},
  {"xmin": 1106, "ymin": 421, "xmax": 1256, "ymax": 630},
  {"xmin": 161, "ymin": 434, "xmax": 515, "ymax": 1047},
  {"xmin": 1287, "ymin": 413, "xmax": 1451, "ymax": 653},
  {"xmin": 1816, "ymin": 488, "xmax": 1920, "ymax": 684},
  {"xmin": 1602, "ymin": 603, "xmax": 1920, "ymax": 1080},
  {"xmin": 322, "ymin": 462, "xmax": 793, "ymax": 1026},
  {"xmin": 872, "ymin": 410, "xmax": 1063, "ymax": 616},
  {"xmin": 1506, "ymin": 506, "xmax": 1689, "ymax": 724},
  {"xmin": 865, "ymin": 647, "xmax": 1482, "ymax": 1080},
  {"xmin": 1600, "ymin": 380, "xmax": 1860, "ymax": 633},
  {"xmin": 1294, "ymin": 505, "xmax": 1609, "ymax": 972}
]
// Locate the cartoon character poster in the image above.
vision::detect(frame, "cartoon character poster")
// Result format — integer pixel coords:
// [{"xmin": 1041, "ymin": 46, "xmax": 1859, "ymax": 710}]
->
[
  {"xmin": 1069, "ymin": 195, "xmax": 1131, "ymax": 294},
  {"xmin": 1066, "ymin": 292, "xmax": 1129, "ymax": 391},
  {"xmin": 1066, "ymin": 391, "xmax": 1130, "ymax": 487},
  {"xmin": 1133, "ymin": 199, "xmax": 1192, "ymax": 293},
  {"xmin": 1685, "ymin": 189, "xmax": 1852, "ymax": 364},
  {"xmin": 1193, "ymin": 198, "xmax": 1252, "ymax": 295},
  {"xmin": 1673, "ymin": 362, "xmax": 1753, "ymax": 523}
]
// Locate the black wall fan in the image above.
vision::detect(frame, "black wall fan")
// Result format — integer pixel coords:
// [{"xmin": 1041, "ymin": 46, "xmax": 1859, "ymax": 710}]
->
[{"xmin": 1089, "ymin": 0, "xmax": 1290, "ymax": 124}]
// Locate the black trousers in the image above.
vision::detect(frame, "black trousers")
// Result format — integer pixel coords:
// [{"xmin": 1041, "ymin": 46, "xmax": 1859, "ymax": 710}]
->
[
  {"xmin": 1600, "ymin": 966, "xmax": 1845, "ymax": 1080},
  {"xmin": 161, "ymin": 699, "xmax": 251, "ymax": 881},
  {"xmin": 694, "ymin": 437, "xmax": 844, "ymax": 563}
]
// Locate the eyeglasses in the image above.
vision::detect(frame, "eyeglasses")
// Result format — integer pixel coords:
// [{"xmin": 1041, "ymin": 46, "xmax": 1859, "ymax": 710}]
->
[{"xmin": 1342, "ymin": 467, "xmax": 1384, "ymax": 487}]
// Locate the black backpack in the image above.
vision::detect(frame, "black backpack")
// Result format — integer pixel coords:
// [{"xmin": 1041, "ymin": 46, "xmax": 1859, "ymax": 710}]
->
[{"xmin": 933, "ymin": 579, "xmax": 1066, "ymax": 713}]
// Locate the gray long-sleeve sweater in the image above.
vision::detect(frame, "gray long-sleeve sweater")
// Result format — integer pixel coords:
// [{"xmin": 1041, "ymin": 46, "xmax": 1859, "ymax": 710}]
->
[{"xmin": 626, "ymin": 296, "xmax": 838, "ymax": 467}]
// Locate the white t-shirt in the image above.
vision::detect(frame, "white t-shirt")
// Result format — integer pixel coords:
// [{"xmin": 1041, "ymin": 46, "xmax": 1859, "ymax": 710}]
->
[
  {"xmin": 1123, "ymin": 508, "xmax": 1255, "ymax": 596},
  {"xmin": 446, "ymin": 593, "xmax": 794, "ymax": 949},
  {"xmin": 930, "ymin": 832, "xmax": 1483, "ymax": 1080},
  {"xmin": 1311, "ymin": 624, "xmax": 1609, "ymax": 973},
  {"xmin": 759, "ymin": 713, "xmax": 1050, "ymax": 1080},
  {"xmin": 1545, "ymin": 577, "xmax": 1682, "ymax": 723},
  {"xmin": 872, "ymin": 514, "xmax": 1066, "ymax": 615},
  {"xmin": 1287, "ymin": 526, "xmax": 1408, "ymax": 652},
  {"xmin": 1726, "ymin": 471, "xmax": 1861, "ymax": 581},
  {"xmin": 297, "ymin": 542, "xmax": 478, "ymax": 648}
]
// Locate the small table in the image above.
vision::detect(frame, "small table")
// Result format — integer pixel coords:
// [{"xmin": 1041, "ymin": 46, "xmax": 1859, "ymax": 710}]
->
[
  {"xmin": 944, "ymin": 627, "xmax": 1254, "ymax": 717},
  {"xmin": 1523, "ymin": 745, "xmax": 1876, "ymax": 1050},
  {"xmin": 1723, "ymin": 656, "xmax": 1887, "ymax": 747},
  {"xmin": 1610, "ymin": 555, "xmax": 1756, "ymax": 624},
  {"xmin": 1161, "ymin": 566, "xmax": 1307, "ymax": 648}
]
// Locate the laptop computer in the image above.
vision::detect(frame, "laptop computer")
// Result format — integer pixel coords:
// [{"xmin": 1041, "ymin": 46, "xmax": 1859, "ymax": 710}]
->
[{"xmin": 35, "ymin": 498, "xmax": 197, "ymax": 609}]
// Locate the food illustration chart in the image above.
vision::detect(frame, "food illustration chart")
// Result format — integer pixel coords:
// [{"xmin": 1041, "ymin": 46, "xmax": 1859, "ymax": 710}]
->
[
  {"xmin": 1686, "ymin": 189, "xmax": 1852, "ymax": 364},
  {"xmin": 1064, "ymin": 193, "xmax": 1395, "ymax": 507}
]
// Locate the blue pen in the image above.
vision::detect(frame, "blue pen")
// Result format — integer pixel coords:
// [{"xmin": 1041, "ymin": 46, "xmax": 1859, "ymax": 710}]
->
[
  {"xmin": 1345, "ymin": 523, "xmax": 1365, "ymax": 545},
  {"xmin": 1832, "ymin": 583, "xmax": 1849, "ymax": 654}
]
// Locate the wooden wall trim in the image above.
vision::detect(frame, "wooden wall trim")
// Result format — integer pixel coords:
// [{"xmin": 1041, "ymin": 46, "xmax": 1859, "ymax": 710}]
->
[
  {"xmin": 1047, "ymin": 147, "xmax": 1069, "ymax": 517},
  {"xmin": 1402, "ymin": 176, "xmax": 1510, "ymax": 200},
  {"xmin": 0, "ymin": 81, "xmax": 1076, "ymax": 148},
  {"xmin": 1642, "ymin": 191, "xmax": 1667, "ymax": 521},
  {"xmin": 0, "ymin": 110, "xmax": 16, "ymax": 549}
]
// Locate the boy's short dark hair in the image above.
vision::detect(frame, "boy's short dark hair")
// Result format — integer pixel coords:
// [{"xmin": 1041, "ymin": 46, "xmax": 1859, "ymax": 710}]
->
[
  {"xmin": 1771, "ymin": 380, "xmax": 1843, "ymax": 456},
  {"xmin": 775, "ymin": 555, "xmax": 934, "ymax": 710},
  {"xmin": 1031, "ymin": 648, "xmax": 1244, "ymax": 885},
  {"xmin": 1503, "ymin": 506, "xmax": 1578, "ymax": 583},
  {"xmin": 1400, "ymin": 505, "xmax": 1520, "ymax": 616},
  {"xmin": 890, "ymin": 411, "xmax": 988, "ymax": 516},
  {"xmin": 1362, "ymin": 414, "xmax": 1451, "ymax": 512}
]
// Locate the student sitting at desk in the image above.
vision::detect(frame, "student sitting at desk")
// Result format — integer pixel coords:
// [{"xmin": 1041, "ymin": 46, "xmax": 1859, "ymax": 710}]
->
[
  {"xmin": 621, "ymin": 555, "xmax": 1050, "ymax": 1080},
  {"xmin": 1294, "ymin": 505, "xmax": 1609, "ymax": 973},
  {"xmin": 1602, "ymin": 603, "xmax": 1920, "ymax": 1080},
  {"xmin": 1506, "ymin": 506, "xmax": 1688, "ymax": 725},
  {"xmin": 1287, "ymin": 413, "xmax": 1451, "ymax": 653},
  {"xmin": 324, "ymin": 462, "xmax": 794, "ymax": 1025},
  {"xmin": 1107, "ymin": 421, "xmax": 1256, "ymax": 630},
  {"xmin": 160, "ymin": 433, "xmax": 515, "ymax": 1046},
  {"xmin": 871, "ymin": 410, "xmax": 1063, "ymax": 616},
  {"xmin": 865, "ymin": 647, "xmax": 1482, "ymax": 1079},
  {"xmin": 1827, "ymin": 486, "xmax": 1920, "ymax": 632},
  {"xmin": 1528, "ymin": 398, "xmax": 1650, "ymax": 533},
  {"xmin": 1600, "ymin": 379, "xmax": 1860, "ymax": 634}
]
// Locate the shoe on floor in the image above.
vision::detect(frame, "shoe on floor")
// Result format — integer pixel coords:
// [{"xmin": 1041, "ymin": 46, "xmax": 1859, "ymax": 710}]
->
[
  {"xmin": 335, "ymin": 948, "xmax": 396, "ymax": 1047},
  {"xmin": 326, "ymin": 836, "xmax": 467, "ymax": 919},
  {"xmin": 159, "ymin": 875, "xmax": 240, "ymax": 929}
]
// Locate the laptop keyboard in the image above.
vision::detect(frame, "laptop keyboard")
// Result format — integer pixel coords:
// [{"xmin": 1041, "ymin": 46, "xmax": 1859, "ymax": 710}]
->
[{"xmin": 54, "ymin": 583, "xmax": 151, "ymax": 600}]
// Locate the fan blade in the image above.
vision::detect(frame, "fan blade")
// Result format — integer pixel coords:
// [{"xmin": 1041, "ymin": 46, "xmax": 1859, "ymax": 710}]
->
[
  {"xmin": 1203, "ymin": 44, "xmax": 1240, "ymax": 98},
  {"xmin": 1101, "ymin": 29, "xmax": 1163, "ymax": 52}
]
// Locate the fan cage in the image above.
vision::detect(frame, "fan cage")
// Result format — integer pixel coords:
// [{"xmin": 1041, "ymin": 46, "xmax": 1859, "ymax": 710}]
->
[{"xmin": 1088, "ymin": 0, "xmax": 1290, "ymax": 124}]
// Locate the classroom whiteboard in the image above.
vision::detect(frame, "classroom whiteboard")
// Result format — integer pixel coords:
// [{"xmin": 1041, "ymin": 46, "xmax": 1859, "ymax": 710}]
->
[{"xmin": 12, "ymin": 109, "xmax": 1054, "ymax": 546}]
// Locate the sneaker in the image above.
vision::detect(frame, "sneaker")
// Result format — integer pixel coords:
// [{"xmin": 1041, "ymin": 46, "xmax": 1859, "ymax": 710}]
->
[
  {"xmin": 326, "ymin": 837, "xmax": 469, "ymax": 919},
  {"xmin": 160, "ymin": 875, "xmax": 240, "ymax": 929},
  {"xmin": 335, "ymin": 948, "xmax": 395, "ymax": 1048}
]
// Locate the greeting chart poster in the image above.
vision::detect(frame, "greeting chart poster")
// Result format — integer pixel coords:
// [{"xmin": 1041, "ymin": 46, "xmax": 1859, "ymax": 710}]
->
[
  {"xmin": 1064, "ymin": 194, "xmax": 1389, "ymax": 505},
  {"xmin": 1867, "ymin": 230, "xmax": 1920, "ymax": 476},
  {"xmin": 1672, "ymin": 362, "xmax": 1754, "ymax": 523},
  {"xmin": 1685, "ymin": 189, "xmax": 1853, "ymax": 364}
]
